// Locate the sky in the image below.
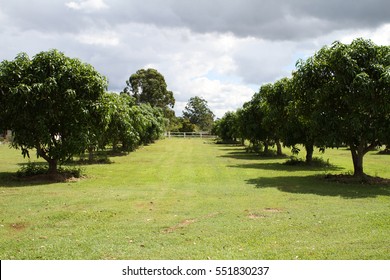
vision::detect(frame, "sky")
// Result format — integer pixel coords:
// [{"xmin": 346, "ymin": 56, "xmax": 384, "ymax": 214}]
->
[{"xmin": 1, "ymin": 0, "xmax": 390, "ymax": 118}]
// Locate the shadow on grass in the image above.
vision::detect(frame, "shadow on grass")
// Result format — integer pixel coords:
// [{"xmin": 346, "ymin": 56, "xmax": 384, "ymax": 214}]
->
[
  {"xmin": 0, "ymin": 172, "xmax": 60, "ymax": 187},
  {"xmin": 1, "ymin": 161, "xmax": 84, "ymax": 187},
  {"xmin": 220, "ymin": 151, "xmax": 288, "ymax": 161},
  {"xmin": 246, "ymin": 175, "xmax": 390, "ymax": 199},
  {"xmin": 229, "ymin": 162, "xmax": 344, "ymax": 172}
]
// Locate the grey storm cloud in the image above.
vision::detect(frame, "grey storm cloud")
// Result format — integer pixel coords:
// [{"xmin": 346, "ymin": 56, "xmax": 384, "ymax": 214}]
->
[
  {"xmin": 2, "ymin": 0, "xmax": 390, "ymax": 40},
  {"xmin": 106, "ymin": 0, "xmax": 390, "ymax": 40}
]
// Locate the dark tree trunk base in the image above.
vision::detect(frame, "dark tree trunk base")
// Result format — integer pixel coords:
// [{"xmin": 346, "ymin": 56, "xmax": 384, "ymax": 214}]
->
[
  {"xmin": 350, "ymin": 146, "xmax": 365, "ymax": 178},
  {"xmin": 305, "ymin": 143, "xmax": 314, "ymax": 164},
  {"xmin": 276, "ymin": 140, "xmax": 283, "ymax": 156}
]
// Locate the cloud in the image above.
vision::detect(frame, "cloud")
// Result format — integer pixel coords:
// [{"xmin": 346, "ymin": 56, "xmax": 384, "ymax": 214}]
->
[
  {"xmin": 90, "ymin": 24, "xmax": 256, "ymax": 117},
  {"xmin": 1, "ymin": 0, "xmax": 390, "ymax": 119},
  {"xmin": 103, "ymin": 0, "xmax": 390, "ymax": 40},
  {"xmin": 65, "ymin": 0, "xmax": 108, "ymax": 12},
  {"xmin": 76, "ymin": 29, "xmax": 120, "ymax": 46}
]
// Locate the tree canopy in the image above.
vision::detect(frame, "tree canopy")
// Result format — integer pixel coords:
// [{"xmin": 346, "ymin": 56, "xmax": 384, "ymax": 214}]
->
[
  {"xmin": 301, "ymin": 39, "xmax": 390, "ymax": 176},
  {"xmin": 123, "ymin": 68, "xmax": 175, "ymax": 109},
  {"xmin": 216, "ymin": 38, "xmax": 390, "ymax": 178},
  {"xmin": 0, "ymin": 50, "xmax": 108, "ymax": 173},
  {"xmin": 182, "ymin": 96, "xmax": 215, "ymax": 131}
]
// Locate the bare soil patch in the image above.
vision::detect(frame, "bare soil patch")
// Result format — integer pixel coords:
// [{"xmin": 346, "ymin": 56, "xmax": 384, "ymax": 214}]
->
[
  {"xmin": 248, "ymin": 213, "xmax": 266, "ymax": 219},
  {"xmin": 162, "ymin": 212, "xmax": 220, "ymax": 233},
  {"xmin": 162, "ymin": 219, "xmax": 197, "ymax": 233},
  {"xmin": 9, "ymin": 222, "xmax": 28, "ymax": 231},
  {"xmin": 263, "ymin": 207, "xmax": 283, "ymax": 213}
]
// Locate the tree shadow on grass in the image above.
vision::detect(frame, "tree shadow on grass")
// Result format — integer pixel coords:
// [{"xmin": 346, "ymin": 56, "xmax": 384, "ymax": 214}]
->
[
  {"xmin": 220, "ymin": 151, "xmax": 288, "ymax": 161},
  {"xmin": 246, "ymin": 175, "xmax": 390, "ymax": 199},
  {"xmin": 229, "ymin": 162, "xmax": 344, "ymax": 172},
  {"xmin": 0, "ymin": 172, "xmax": 63, "ymax": 187}
]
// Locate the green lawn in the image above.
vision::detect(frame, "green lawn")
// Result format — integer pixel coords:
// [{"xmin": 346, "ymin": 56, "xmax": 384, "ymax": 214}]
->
[{"xmin": 0, "ymin": 139, "xmax": 389, "ymax": 260}]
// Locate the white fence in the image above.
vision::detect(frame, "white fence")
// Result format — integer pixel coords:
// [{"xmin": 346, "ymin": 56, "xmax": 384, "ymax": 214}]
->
[{"xmin": 165, "ymin": 132, "xmax": 216, "ymax": 138}]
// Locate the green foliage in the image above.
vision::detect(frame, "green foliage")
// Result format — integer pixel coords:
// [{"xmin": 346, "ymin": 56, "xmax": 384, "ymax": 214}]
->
[
  {"xmin": 16, "ymin": 162, "xmax": 83, "ymax": 178},
  {"xmin": 236, "ymin": 94, "xmax": 268, "ymax": 148},
  {"xmin": 57, "ymin": 166, "xmax": 84, "ymax": 178},
  {"xmin": 16, "ymin": 162, "xmax": 48, "ymax": 177},
  {"xmin": 136, "ymin": 103, "xmax": 166, "ymax": 145},
  {"xmin": 284, "ymin": 156, "xmax": 332, "ymax": 167},
  {"xmin": 0, "ymin": 50, "xmax": 108, "ymax": 173},
  {"xmin": 296, "ymin": 39, "xmax": 390, "ymax": 176},
  {"xmin": 123, "ymin": 68, "xmax": 175, "ymax": 109},
  {"xmin": 232, "ymin": 38, "xmax": 390, "ymax": 177},
  {"xmin": 260, "ymin": 79, "xmax": 290, "ymax": 141},
  {"xmin": 182, "ymin": 96, "xmax": 215, "ymax": 131},
  {"xmin": 99, "ymin": 93, "xmax": 139, "ymax": 152},
  {"xmin": 97, "ymin": 93, "xmax": 166, "ymax": 152},
  {"xmin": 213, "ymin": 111, "xmax": 240, "ymax": 143},
  {"xmin": 178, "ymin": 118, "xmax": 197, "ymax": 132}
]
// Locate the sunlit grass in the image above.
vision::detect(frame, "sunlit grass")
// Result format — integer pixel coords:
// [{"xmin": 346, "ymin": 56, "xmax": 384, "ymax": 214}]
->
[{"xmin": 0, "ymin": 139, "xmax": 389, "ymax": 259}]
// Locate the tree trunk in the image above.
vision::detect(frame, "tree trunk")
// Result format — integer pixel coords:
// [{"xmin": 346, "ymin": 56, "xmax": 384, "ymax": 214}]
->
[
  {"xmin": 47, "ymin": 159, "xmax": 58, "ymax": 175},
  {"xmin": 88, "ymin": 146, "xmax": 94, "ymax": 162},
  {"xmin": 112, "ymin": 139, "xmax": 118, "ymax": 152},
  {"xmin": 36, "ymin": 144, "xmax": 58, "ymax": 174},
  {"xmin": 122, "ymin": 141, "xmax": 128, "ymax": 152},
  {"xmin": 305, "ymin": 143, "xmax": 314, "ymax": 164},
  {"xmin": 276, "ymin": 139, "xmax": 283, "ymax": 156},
  {"xmin": 350, "ymin": 146, "xmax": 365, "ymax": 177},
  {"xmin": 264, "ymin": 141, "xmax": 269, "ymax": 153}
]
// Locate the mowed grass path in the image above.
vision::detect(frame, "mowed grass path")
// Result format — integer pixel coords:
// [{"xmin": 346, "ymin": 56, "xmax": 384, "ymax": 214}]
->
[{"xmin": 0, "ymin": 139, "xmax": 389, "ymax": 259}]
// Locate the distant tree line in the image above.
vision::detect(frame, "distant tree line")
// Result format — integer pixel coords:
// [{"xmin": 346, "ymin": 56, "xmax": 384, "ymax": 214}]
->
[{"xmin": 213, "ymin": 38, "xmax": 390, "ymax": 178}]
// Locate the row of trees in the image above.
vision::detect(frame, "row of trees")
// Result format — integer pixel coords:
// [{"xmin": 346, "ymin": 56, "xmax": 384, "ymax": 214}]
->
[
  {"xmin": 0, "ymin": 50, "xmax": 168, "ymax": 174},
  {"xmin": 214, "ymin": 38, "xmax": 390, "ymax": 177},
  {"xmin": 121, "ymin": 68, "xmax": 216, "ymax": 133}
]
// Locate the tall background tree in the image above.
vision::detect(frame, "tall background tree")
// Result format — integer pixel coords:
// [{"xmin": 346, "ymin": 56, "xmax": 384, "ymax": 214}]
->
[
  {"xmin": 123, "ymin": 68, "xmax": 175, "ymax": 128},
  {"xmin": 0, "ymin": 50, "xmax": 108, "ymax": 174},
  {"xmin": 123, "ymin": 68, "xmax": 174, "ymax": 108},
  {"xmin": 182, "ymin": 96, "xmax": 215, "ymax": 131}
]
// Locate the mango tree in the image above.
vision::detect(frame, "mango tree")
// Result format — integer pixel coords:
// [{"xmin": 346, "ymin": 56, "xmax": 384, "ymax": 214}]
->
[
  {"xmin": 297, "ymin": 39, "xmax": 390, "ymax": 177},
  {"xmin": 236, "ymin": 94, "xmax": 269, "ymax": 153},
  {"xmin": 0, "ymin": 50, "xmax": 107, "ymax": 174},
  {"xmin": 260, "ymin": 78, "xmax": 291, "ymax": 156}
]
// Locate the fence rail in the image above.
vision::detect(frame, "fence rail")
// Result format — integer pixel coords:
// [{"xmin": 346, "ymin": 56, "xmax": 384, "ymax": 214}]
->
[{"xmin": 165, "ymin": 132, "xmax": 216, "ymax": 138}]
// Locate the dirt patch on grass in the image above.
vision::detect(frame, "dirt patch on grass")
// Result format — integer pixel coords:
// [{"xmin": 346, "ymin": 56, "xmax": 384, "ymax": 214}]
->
[
  {"xmin": 162, "ymin": 212, "xmax": 220, "ymax": 233},
  {"xmin": 163, "ymin": 218, "xmax": 197, "ymax": 233},
  {"xmin": 247, "ymin": 208, "xmax": 283, "ymax": 219},
  {"xmin": 263, "ymin": 208, "xmax": 283, "ymax": 213},
  {"xmin": 324, "ymin": 174, "xmax": 390, "ymax": 185},
  {"xmin": 248, "ymin": 213, "xmax": 266, "ymax": 219},
  {"xmin": 9, "ymin": 222, "xmax": 28, "ymax": 231}
]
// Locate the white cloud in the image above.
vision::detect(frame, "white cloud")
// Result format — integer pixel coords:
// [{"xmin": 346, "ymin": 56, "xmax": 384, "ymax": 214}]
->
[
  {"xmin": 66, "ymin": 0, "xmax": 108, "ymax": 12},
  {"xmin": 76, "ymin": 29, "xmax": 120, "ymax": 46},
  {"xmin": 338, "ymin": 23, "xmax": 390, "ymax": 45},
  {"xmin": 185, "ymin": 77, "xmax": 254, "ymax": 118},
  {"xmin": 99, "ymin": 24, "xmax": 255, "ymax": 118}
]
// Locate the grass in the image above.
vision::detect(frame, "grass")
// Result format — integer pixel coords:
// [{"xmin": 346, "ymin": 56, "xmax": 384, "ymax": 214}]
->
[{"xmin": 0, "ymin": 139, "xmax": 389, "ymax": 260}]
